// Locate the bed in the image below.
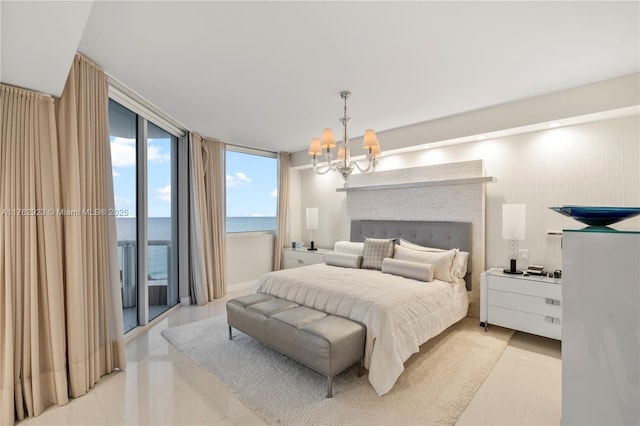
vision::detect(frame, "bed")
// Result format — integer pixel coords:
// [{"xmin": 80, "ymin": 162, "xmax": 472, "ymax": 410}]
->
[{"xmin": 253, "ymin": 220, "xmax": 471, "ymax": 396}]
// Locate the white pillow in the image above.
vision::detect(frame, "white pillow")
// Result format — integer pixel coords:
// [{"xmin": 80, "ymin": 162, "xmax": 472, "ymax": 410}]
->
[
  {"xmin": 381, "ymin": 258, "xmax": 434, "ymax": 282},
  {"xmin": 333, "ymin": 241, "xmax": 365, "ymax": 256},
  {"xmin": 324, "ymin": 252, "xmax": 362, "ymax": 269},
  {"xmin": 399, "ymin": 238, "xmax": 469, "ymax": 279},
  {"xmin": 452, "ymin": 251, "xmax": 469, "ymax": 279},
  {"xmin": 393, "ymin": 244, "xmax": 456, "ymax": 282}
]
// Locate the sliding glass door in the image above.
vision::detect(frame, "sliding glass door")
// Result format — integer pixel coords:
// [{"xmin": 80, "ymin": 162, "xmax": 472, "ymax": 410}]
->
[
  {"xmin": 109, "ymin": 100, "xmax": 178, "ymax": 332},
  {"xmin": 147, "ymin": 122, "xmax": 178, "ymax": 321},
  {"xmin": 109, "ymin": 100, "xmax": 138, "ymax": 332}
]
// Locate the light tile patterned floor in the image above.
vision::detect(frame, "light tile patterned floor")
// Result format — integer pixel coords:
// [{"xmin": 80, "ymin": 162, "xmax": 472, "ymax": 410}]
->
[
  {"xmin": 456, "ymin": 331, "xmax": 561, "ymax": 425},
  {"xmin": 18, "ymin": 289, "xmax": 561, "ymax": 425}
]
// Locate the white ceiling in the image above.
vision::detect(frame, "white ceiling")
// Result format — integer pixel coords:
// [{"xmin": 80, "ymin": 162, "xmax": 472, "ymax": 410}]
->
[{"xmin": 2, "ymin": 1, "xmax": 639, "ymax": 153}]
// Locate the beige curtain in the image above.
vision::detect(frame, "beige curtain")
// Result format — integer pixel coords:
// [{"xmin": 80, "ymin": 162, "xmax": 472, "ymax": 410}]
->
[
  {"xmin": 0, "ymin": 54, "xmax": 125, "ymax": 425},
  {"xmin": 272, "ymin": 152, "xmax": 290, "ymax": 270},
  {"xmin": 1, "ymin": 85, "xmax": 69, "ymax": 425},
  {"xmin": 55, "ymin": 54, "xmax": 125, "ymax": 397},
  {"xmin": 189, "ymin": 133, "xmax": 227, "ymax": 304}
]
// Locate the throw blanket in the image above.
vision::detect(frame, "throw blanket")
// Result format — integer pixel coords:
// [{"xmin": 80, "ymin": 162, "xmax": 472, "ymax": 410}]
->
[{"xmin": 254, "ymin": 263, "xmax": 468, "ymax": 396}]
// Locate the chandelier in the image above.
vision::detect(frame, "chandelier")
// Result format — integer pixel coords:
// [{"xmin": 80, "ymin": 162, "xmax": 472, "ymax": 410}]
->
[{"xmin": 307, "ymin": 91, "xmax": 381, "ymax": 181}]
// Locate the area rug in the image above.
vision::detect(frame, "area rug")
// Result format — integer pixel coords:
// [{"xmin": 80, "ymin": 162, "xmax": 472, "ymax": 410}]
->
[{"xmin": 161, "ymin": 314, "xmax": 513, "ymax": 425}]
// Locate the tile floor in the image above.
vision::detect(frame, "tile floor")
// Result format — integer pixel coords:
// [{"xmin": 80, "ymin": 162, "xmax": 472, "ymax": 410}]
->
[
  {"xmin": 18, "ymin": 287, "xmax": 561, "ymax": 425},
  {"xmin": 456, "ymin": 330, "xmax": 562, "ymax": 425}
]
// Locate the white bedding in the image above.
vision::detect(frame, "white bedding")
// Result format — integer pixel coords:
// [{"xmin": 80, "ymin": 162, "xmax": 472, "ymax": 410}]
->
[{"xmin": 253, "ymin": 263, "xmax": 469, "ymax": 396}]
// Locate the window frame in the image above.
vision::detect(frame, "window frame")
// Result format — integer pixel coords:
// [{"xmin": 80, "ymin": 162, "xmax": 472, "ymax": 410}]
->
[{"xmin": 225, "ymin": 145, "xmax": 278, "ymax": 234}]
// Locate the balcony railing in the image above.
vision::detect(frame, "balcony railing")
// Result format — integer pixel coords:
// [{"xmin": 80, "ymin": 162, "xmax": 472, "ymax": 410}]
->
[{"xmin": 118, "ymin": 240, "xmax": 172, "ymax": 308}]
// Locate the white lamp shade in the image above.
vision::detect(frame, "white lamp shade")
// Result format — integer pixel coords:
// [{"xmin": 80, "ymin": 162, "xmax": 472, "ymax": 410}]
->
[
  {"xmin": 321, "ymin": 129, "xmax": 336, "ymax": 149},
  {"xmin": 363, "ymin": 129, "xmax": 378, "ymax": 149},
  {"xmin": 306, "ymin": 207, "xmax": 319, "ymax": 230},
  {"xmin": 502, "ymin": 204, "xmax": 526, "ymax": 240},
  {"xmin": 372, "ymin": 140, "xmax": 381, "ymax": 156},
  {"xmin": 308, "ymin": 138, "xmax": 322, "ymax": 156}
]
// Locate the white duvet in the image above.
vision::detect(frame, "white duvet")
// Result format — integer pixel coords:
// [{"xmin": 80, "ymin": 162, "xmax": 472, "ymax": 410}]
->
[{"xmin": 253, "ymin": 263, "xmax": 469, "ymax": 396}]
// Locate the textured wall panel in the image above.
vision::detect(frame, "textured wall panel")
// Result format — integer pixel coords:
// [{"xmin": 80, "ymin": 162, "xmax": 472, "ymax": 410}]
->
[{"xmin": 345, "ymin": 160, "xmax": 487, "ymax": 317}]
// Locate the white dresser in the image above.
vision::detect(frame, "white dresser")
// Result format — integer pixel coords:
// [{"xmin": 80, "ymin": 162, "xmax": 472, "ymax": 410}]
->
[
  {"xmin": 480, "ymin": 270, "xmax": 562, "ymax": 340},
  {"xmin": 282, "ymin": 247, "xmax": 329, "ymax": 269},
  {"xmin": 562, "ymin": 229, "xmax": 639, "ymax": 425}
]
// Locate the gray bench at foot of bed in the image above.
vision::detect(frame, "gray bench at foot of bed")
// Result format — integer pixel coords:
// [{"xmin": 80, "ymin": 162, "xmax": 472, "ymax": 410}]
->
[{"xmin": 226, "ymin": 293, "xmax": 366, "ymax": 398}]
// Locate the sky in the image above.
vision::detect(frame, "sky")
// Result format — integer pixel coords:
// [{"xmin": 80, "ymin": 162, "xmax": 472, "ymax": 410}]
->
[
  {"xmin": 111, "ymin": 135, "xmax": 172, "ymax": 218},
  {"xmin": 111, "ymin": 137, "xmax": 277, "ymax": 219},
  {"xmin": 226, "ymin": 151, "xmax": 277, "ymax": 217}
]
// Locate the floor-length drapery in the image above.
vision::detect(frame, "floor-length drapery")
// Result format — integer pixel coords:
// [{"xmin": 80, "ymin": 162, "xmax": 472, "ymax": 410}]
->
[
  {"xmin": 55, "ymin": 54, "xmax": 125, "ymax": 398},
  {"xmin": 1, "ymin": 85, "xmax": 69, "ymax": 425},
  {"xmin": 272, "ymin": 152, "xmax": 290, "ymax": 271},
  {"xmin": 1, "ymin": 53, "xmax": 125, "ymax": 425},
  {"xmin": 189, "ymin": 133, "xmax": 227, "ymax": 304}
]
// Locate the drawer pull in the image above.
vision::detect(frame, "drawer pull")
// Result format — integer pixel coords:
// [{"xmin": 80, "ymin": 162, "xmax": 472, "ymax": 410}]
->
[
  {"xmin": 545, "ymin": 316, "xmax": 562, "ymax": 325},
  {"xmin": 545, "ymin": 298, "xmax": 561, "ymax": 306}
]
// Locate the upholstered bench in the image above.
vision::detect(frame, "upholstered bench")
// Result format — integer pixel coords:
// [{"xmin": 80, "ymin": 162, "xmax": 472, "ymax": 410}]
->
[{"xmin": 226, "ymin": 293, "xmax": 366, "ymax": 398}]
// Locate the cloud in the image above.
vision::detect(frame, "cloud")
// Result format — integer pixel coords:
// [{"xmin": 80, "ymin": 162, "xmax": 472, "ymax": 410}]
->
[
  {"xmin": 112, "ymin": 170, "xmax": 121, "ymax": 177},
  {"xmin": 110, "ymin": 138, "xmax": 170, "ymax": 167},
  {"xmin": 156, "ymin": 185, "xmax": 171, "ymax": 202},
  {"xmin": 270, "ymin": 188, "xmax": 278, "ymax": 198},
  {"xmin": 111, "ymin": 137, "xmax": 136, "ymax": 167},
  {"xmin": 148, "ymin": 143, "xmax": 170, "ymax": 163},
  {"xmin": 226, "ymin": 172, "xmax": 253, "ymax": 187},
  {"xmin": 251, "ymin": 213, "xmax": 265, "ymax": 217}
]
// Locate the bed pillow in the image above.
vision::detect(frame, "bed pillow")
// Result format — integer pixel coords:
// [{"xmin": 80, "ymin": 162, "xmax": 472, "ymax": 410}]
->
[
  {"xmin": 451, "ymin": 251, "xmax": 469, "ymax": 279},
  {"xmin": 333, "ymin": 241, "xmax": 365, "ymax": 256},
  {"xmin": 399, "ymin": 238, "xmax": 469, "ymax": 279},
  {"xmin": 361, "ymin": 238, "xmax": 395, "ymax": 270},
  {"xmin": 393, "ymin": 244, "xmax": 456, "ymax": 282},
  {"xmin": 381, "ymin": 258, "xmax": 434, "ymax": 282},
  {"xmin": 324, "ymin": 252, "xmax": 363, "ymax": 269}
]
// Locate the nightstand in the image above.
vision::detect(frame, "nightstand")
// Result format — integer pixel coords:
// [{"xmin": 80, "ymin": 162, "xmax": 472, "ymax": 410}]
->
[
  {"xmin": 480, "ymin": 269, "xmax": 562, "ymax": 340},
  {"xmin": 282, "ymin": 247, "xmax": 329, "ymax": 269}
]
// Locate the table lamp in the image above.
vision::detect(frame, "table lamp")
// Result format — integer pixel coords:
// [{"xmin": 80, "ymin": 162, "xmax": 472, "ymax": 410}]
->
[
  {"xmin": 502, "ymin": 203, "xmax": 526, "ymax": 274},
  {"xmin": 306, "ymin": 207, "xmax": 319, "ymax": 251}
]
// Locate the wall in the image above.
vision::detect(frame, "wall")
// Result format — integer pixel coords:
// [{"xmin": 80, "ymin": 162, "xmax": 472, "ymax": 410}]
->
[
  {"xmin": 226, "ymin": 232, "xmax": 275, "ymax": 285},
  {"xmin": 291, "ymin": 73, "xmax": 639, "ymax": 168},
  {"xmin": 292, "ymin": 114, "xmax": 640, "ymax": 316}
]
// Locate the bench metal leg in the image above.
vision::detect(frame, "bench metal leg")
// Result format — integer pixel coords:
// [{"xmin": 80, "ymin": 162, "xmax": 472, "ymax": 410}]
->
[
  {"xmin": 327, "ymin": 376, "xmax": 333, "ymax": 398},
  {"xmin": 228, "ymin": 325, "xmax": 232, "ymax": 340},
  {"xmin": 358, "ymin": 358, "xmax": 363, "ymax": 377}
]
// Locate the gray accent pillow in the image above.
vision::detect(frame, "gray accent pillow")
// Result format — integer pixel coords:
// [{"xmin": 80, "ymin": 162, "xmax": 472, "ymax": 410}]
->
[
  {"xmin": 324, "ymin": 251, "xmax": 363, "ymax": 269},
  {"xmin": 393, "ymin": 244, "xmax": 456, "ymax": 282},
  {"xmin": 361, "ymin": 238, "xmax": 396, "ymax": 270},
  {"xmin": 381, "ymin": 258, "xmax": 434, "ymax": 282}
]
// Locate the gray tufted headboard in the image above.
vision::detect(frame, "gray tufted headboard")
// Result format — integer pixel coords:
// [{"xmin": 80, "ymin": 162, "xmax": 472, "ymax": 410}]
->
[{"xmin": 350, "ymin": 220, "xmax": 472, "ymax": 290}]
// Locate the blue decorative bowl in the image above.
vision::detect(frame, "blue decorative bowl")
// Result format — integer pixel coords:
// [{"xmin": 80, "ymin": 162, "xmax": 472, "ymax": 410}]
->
[{"xmin": 549, "ymin": 206, "xmax": 640, "ymax": 227}]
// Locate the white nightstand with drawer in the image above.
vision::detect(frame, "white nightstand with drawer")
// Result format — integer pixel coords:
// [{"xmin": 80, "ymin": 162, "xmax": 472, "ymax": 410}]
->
[
  {"xmin": 282, "ymin": 247, "xmax": 329, "ymax": 269},
  {"xmin": 480, "ymin": 269, "xmax": 562, "ymax": 340}
]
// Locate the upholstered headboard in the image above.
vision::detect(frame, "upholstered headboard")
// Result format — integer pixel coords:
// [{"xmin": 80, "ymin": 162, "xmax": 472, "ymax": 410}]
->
[{"xmin": 350, "ymin": 220, "xmax": 472, "ymax": 290}]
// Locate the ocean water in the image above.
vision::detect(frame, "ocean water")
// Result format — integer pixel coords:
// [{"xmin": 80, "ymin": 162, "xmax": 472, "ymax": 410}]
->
[
  {"xmin": 227, "ymin": 216, "xmax": 276, "ymax": 233},
  {"xmin": 116, "ymin": 216, "xmax": 275, "ymax": 279}
]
